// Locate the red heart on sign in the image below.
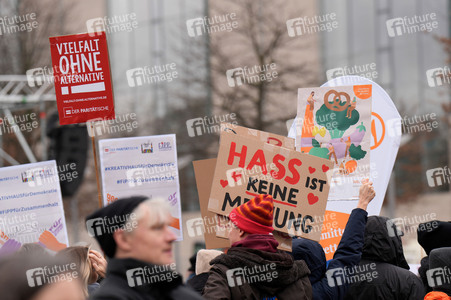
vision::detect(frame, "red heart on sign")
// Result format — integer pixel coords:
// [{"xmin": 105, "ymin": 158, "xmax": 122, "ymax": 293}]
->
[
  {"xmin": 307, "ymin": 193, "xmax": 319, "ymax": 205},
  {"xmin": 220, "ymin": 180, "xmax": 228, "ymax": 188},
  {"xmin": 308, "ymin": 167, "xmax": 316, "ymax": 174},
  {"xmin": 322, "ymin": 165, "xmax": 329, "ymax": 172}
]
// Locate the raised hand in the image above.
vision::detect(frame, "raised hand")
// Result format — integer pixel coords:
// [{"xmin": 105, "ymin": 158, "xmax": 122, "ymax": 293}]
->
[{"xmin": 357, "ymin": 178, "xmax": 376, "ymax": 211}]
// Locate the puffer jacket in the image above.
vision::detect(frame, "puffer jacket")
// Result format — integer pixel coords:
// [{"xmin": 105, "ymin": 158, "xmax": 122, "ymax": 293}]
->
[{"xmin": 203, "ymin": 234, "xmax": 312, "ymax": 300}]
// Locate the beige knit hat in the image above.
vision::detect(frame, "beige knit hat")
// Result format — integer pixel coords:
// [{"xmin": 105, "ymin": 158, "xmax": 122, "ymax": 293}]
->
[{"xmin": 195, "ymin": 249, "xmax": 223, "ymax": 275}]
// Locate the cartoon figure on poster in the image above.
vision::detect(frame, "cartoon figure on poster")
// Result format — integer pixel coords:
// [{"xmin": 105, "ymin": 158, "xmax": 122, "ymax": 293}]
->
[{"xmin": 297, "ymin": 85, "xmax": 372, "ymax": 201}]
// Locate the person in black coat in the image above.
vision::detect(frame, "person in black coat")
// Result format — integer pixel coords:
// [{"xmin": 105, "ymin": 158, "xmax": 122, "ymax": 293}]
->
[
  {"xmin": 344, "ymin": 216, "xmax": 425, "ymax": 300},
  {"xmin": 86, "ymin": 196, "xmax": 203, "ymax": 300},
  {"xmin": 417, "ymin": 220, "xmax": 451, "ymax": 294},
  {"xmin": 291, "ymin": 179, "xmax": 375, "ymax": 300}
]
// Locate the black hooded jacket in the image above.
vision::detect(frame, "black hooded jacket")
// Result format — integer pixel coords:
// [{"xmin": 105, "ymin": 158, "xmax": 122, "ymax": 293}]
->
[
  {"xmin": 292, "ymin": 208, "xmax": 368, "ymax": 300},
  {"xmin": 89, "ymin": 258, "xmax": 203, "ymax": 300},
  {"xmin": 344, "ymin": 216, "xmax": 425, "ymax": 300}
]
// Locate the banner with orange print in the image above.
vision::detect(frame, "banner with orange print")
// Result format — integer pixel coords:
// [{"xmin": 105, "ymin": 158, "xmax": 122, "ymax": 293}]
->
[
  {"xmin": 296, "ymin": 85, "xmax": 372, "ymax": 202},
  {"xmin": 289, "ymin": 76, "xmax": 401, "ymax": 260},
  {"xmin": 0, "ymin": 161, "xmax": 68, "ymax": 255}
]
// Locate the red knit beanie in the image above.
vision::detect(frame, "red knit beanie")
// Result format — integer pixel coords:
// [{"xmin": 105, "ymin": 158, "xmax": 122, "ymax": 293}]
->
[{"xmin": 229, "ymin": 194, "xmax": 274, "ymax": 234}]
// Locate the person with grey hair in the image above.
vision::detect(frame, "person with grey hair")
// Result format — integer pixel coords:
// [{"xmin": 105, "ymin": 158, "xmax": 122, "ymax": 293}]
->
[{"xmin": 86, "ymin": 196, "xmax": 202, "ymax": 300}]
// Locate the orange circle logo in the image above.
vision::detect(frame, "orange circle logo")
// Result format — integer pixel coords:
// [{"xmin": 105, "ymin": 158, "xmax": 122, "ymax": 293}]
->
[{"xmin": 371, "ymin": 112, "xmax": 385, "ymax": 150}]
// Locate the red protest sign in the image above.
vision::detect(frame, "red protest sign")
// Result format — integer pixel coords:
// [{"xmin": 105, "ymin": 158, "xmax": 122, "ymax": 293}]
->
[{"xmin": 49, "ymin": 31, "xmax": 115, "ymax": 125}]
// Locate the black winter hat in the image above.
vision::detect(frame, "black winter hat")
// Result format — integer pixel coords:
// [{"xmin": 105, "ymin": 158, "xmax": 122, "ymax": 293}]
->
[
  {"xmin": 86, "ymin": 196, "xmax": 148, "ymax": 258},
  {"xmin": 417, "ymin": 221, "xmax": 451, "ymax": 255},
  {"xmin": 429, "ymin": 247, "xmax": 451, "ymax": 295}
]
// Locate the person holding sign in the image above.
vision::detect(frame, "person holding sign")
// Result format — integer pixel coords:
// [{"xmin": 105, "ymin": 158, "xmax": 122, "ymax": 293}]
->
[
  {"xmin": 291, "ymin": 179, "xmax": 375, "ymax": 300},
  {"xmin": 203, "ymin": 194, "xmax": 312, "ymax": 300},
  {"xmin": 86, "ymin": 196, "xmax": 203, "ymax": 300}
]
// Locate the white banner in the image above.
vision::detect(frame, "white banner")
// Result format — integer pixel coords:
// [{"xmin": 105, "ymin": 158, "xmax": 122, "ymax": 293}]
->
[
  {"xmin": 0, "ymin": 161, "xmax": 68, "ymax": 253},
  {"xmin": 99, "ymin": 135, "xmax": 183, "ymax": 240}
]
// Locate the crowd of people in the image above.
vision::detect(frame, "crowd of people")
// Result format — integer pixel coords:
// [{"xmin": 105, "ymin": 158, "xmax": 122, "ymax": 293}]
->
[{"xmin": 0, "ymin": 180, "xmax": 450, "ymax": 300}]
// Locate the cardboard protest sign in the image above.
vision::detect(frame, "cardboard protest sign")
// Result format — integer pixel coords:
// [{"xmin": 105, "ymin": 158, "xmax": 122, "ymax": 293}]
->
[
  {"xmin": 49, "ymin": 31, "xmax": 115, "ymax": 125},
  {"xmin": 192, "ymin": 158, "xmax": 230, "ymax": 249},
  {"xmin": 193, "ymin": 158, "xmax": 293, "ymax": 251},
  {"xmin": 208, "ymin": 128, "xmax": 333, "ymax": 241},
  {"xmin": 296, "ymin": 85, "xmax": 372, "ymax": 201},
  {"xmin": 224, "ymin": 123, "xmax": 295, "ymax": 149},
  {"xmin": 0, "ymin": 161, "xmax": 68, "ymax": 253},
  {"xmin": 288, "ymin": 77, "xmax": 400, "ymax": 259},
  {"xmin": 99, "ymin": 135, "xmax": 183, "ymax": 240}
]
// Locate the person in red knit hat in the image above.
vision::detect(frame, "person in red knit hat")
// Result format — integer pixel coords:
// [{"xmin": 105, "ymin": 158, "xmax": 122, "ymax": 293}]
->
[{"xmin": 203, "ymin": 194, "xmax": 312, "ymax": 300}]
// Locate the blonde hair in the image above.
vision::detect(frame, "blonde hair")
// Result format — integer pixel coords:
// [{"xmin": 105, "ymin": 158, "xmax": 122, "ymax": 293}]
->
[{"xmin": 56, "ymin": 246, "xmax": 93, "ymax": 298}]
